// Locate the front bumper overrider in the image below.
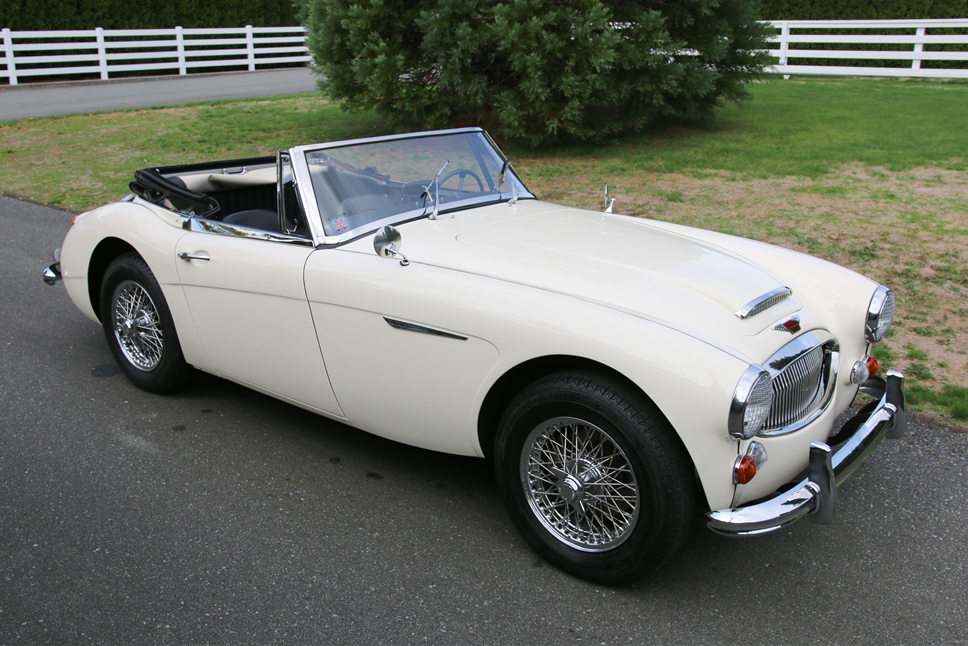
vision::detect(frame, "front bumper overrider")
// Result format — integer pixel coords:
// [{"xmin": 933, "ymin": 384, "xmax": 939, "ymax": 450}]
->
[
  {"xmin": 707, "ymin": 370, "xmax": 906, "ymax": 537},
  {"xmin": 42, "ymin": 247, "xmax": 62, "ymax": 285}
]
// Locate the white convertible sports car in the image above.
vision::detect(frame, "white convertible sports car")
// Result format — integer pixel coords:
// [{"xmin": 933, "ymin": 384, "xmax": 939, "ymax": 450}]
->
[{"xmin": 43, "ymin": 128, "xmax": 905, "ymax": 584}]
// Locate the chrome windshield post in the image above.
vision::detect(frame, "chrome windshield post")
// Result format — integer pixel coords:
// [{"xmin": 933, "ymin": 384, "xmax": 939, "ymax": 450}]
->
[{"xmin": 497, "ymin": 158, "xmax": 519, "ymax": 206}]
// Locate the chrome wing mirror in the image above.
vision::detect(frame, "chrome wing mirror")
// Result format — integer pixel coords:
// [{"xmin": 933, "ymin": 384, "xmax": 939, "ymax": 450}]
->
[{"xmin": 374, "ymin": 225, "xmax": 410, "ymax": 266}]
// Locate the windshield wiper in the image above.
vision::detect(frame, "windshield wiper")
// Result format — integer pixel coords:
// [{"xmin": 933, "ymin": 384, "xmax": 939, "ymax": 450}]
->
[{"xmin": 422, "ymin": 161, "xmax": 449, "ymax": 220}]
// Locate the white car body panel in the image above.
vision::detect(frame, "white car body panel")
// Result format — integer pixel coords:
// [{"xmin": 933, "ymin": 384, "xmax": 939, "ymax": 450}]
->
[
  {"xmin": 299, "ymin": 242, "xmax": 762, "ymax": 509},
  {"xmin": 173, "ymin": 233, "xmax": 344, "ymax": 418}
]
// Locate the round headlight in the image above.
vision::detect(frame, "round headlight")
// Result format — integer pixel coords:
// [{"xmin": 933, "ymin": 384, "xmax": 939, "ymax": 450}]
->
[
  {"xmin": 729, "ymin": 365, "xmax": 774, "ymax": 440},
  {"xmin": 865, "ymin": 286, "xmax": 896, "ymax": 343}
]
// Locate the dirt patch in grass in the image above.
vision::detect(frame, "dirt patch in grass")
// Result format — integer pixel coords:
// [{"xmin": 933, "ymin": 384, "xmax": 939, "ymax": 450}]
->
[{"xmin": 521, "ymin": 163, "xmax": 968, "ymax": 394}]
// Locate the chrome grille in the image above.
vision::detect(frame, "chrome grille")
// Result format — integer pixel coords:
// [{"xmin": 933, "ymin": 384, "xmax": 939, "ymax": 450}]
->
[{"xmin": 764, "ymin": 345, "xmax": 825, "ymax": 430}]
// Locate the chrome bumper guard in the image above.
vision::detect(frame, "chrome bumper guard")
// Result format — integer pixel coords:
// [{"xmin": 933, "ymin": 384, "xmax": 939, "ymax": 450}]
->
[
  {"xmin": 42, "ymin": 248, "xmax": 62, "ymax": 286},
  {"xmin": 707, "ymin": 371, "xmax": 906, "ymax": 537}
]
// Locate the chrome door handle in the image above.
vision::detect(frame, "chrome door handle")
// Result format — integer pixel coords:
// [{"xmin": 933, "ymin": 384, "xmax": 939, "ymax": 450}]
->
[{"xmin": 178, "ymin": 252, "xmax": 210, "ymax": 261}]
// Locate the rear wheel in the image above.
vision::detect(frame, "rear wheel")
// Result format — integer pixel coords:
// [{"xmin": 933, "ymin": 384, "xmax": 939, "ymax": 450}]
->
[
  {"xmin": 100, "ymin": 253, "xmax": 193, "ymax": 393},
  {"xmin": 494, "ymin": 370, "xmax": 695, "ymax": 584}
]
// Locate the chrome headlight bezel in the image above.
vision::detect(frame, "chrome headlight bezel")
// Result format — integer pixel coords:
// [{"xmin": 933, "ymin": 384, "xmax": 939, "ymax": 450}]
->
[
  {"xmin": 728, "ymin": 365, "xmax": 774, "ymax": 440},
  {"xmin": 865, "ymin": 286, "xmax": 895, "ymax": 343}
]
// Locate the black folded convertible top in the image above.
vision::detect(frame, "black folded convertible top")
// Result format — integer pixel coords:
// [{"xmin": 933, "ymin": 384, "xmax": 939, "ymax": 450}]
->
[
  {"xmin": 130, "ymin": 168, "xmax": 220, "ymax": 218},
  {"xmin": 129, "ymin": 156, "xmax": 276, "ymax": 217}
]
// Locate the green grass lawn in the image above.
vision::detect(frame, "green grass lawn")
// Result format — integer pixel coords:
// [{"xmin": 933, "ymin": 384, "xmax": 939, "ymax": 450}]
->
[
  {"xmin": 507, "ymin": 76, "xmax": 968, "ymax": 175},
  {"xmin": 2, "ymin": 75, "xmax": 967, "ymax": 424}
]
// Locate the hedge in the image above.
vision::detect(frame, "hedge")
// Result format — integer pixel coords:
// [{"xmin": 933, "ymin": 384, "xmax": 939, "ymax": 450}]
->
[
  {"xmin": 0, "ymin": 0, "xmax": 299, "ymax": 31},
  {"xmin": 760, "ymin": 0, "xmax": 967, "ymax": 20}
]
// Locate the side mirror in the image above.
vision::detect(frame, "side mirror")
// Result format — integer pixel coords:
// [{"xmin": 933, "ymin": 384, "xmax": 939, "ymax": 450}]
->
[{"xmin": 374, "ymin": 225, "xmax": 410, "ymax": 266}]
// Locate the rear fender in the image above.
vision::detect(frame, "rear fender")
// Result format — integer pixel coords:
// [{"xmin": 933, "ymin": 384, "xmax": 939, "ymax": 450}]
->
[{"xmin": 60, "ymin": 200, "xmax": 209, "ymax": 370}]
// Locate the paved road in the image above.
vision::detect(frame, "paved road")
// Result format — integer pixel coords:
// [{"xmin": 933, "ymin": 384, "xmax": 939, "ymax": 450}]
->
[
  {"xmin": 1, "ymin": 195, "xmax": 967, "ymax": 644},
  {"xmin": 0, "ymin": 68, "xmax": 318, "ymax": 122}
]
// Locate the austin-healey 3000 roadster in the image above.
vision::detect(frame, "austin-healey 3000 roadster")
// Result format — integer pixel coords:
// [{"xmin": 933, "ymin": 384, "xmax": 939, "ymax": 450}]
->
[{"xmin": 43, "ymin": 127, "xmax": 905, "ymax": 584}]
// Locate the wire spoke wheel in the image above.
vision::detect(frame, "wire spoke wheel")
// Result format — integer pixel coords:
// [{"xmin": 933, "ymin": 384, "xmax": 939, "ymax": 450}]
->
[
  {"xmin": 100, "ymin": 253, "xmax": 193, "ymax": 393},
  {"xmin": 112, "ymin": 279, "xmax": 164, "ymax": 371},
  {"xmin": 521, "ymin": 416, "xmax": 639, "ymax": 552},
  {"xmin": 496, "ymin": 371, "xmax": 695, "ymax": 583}
]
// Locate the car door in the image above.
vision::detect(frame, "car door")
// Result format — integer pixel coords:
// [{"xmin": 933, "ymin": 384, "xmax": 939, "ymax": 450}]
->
[
  {"xmin": 303, "ymin": 247, "xmax": 501, "ymax": 456},
  {"xmin": 174, "ymin": 224, "xmax": 344, "ymax": 419}
]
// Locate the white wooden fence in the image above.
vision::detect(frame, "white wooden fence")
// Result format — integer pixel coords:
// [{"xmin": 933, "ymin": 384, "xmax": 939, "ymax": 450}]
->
[
  {"xmin": 1, "ymin": 26, "xmax": 309, "ymax": 85},
  {"xmin": 2, "ymin": 20, "xmax": 968, "ymax": 85},
  {"xmin": 766, "ymin": 19, "xmax": 968, "ymax": 78}
]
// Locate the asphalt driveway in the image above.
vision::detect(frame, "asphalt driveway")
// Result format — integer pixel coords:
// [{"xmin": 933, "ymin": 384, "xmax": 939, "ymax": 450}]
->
[{"xmin": 1, "ymin": 195, "xmax": 967, "ymax": 644}]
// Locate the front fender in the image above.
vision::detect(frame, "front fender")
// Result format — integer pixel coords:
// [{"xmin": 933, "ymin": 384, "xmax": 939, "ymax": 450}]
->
[{"xmin": 307, "ymin": 245, "xmax": 748, "ymax": 510}]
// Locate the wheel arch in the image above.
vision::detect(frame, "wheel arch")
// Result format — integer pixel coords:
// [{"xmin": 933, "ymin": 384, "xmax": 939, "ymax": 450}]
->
[
  {"xmin": 86, "ymin": 237, "xmax": 139, "ymax": 322},
  {"xmin": 477, "ymin": 355, "xmax": 684, "ymax": 462}
]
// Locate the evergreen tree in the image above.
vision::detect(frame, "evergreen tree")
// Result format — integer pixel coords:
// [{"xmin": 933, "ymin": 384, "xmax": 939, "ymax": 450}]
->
[{"xmin": 299, "ymin": 0, "xmax": 775, "ymax": 144}]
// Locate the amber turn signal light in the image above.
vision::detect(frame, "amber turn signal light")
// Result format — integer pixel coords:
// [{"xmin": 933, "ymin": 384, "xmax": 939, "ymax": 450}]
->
[
  {"xmin": 734, "ymin": 455, "xmax": 757, "ymax": 485},
  {"xmin": 866, "ymin": 355, "xmax": 879, "ymax": 378}
]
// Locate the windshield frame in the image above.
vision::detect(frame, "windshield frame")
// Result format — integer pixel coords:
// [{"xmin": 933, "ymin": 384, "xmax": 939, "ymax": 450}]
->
[{"xmin": 288, "ymin": 128, "xmax": 534, "ymax": 246}]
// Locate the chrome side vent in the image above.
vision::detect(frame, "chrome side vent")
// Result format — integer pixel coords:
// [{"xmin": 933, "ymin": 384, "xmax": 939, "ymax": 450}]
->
[
  {"xmin": 758, "ymin": 331, "xmax": 839, "ymax": 437},
  {"xmin": 735, "ymin": 287, "xmax": 792, "ymax": 320}
]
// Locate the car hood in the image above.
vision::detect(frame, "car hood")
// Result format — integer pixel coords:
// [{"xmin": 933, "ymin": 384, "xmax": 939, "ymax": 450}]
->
[{"xmin": 357, "ymin": 201, "xmax": 804, "ymax": 356}]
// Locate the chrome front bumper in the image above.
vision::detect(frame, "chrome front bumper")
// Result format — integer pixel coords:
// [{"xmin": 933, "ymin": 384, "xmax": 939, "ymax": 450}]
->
[{"xmin": 707, "ymin": 370, "xmax": 906, "ymax": 537}]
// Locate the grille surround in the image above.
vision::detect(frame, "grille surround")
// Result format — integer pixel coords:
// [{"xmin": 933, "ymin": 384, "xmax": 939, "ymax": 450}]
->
[{"xmin": 757, "ymin": 331, "xmax": 839, "ymax": 437}]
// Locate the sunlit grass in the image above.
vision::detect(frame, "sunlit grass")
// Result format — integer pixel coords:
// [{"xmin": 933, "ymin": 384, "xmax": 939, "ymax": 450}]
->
[
  {"xmin": 0, "ymin": 96, "xmax": 392, "ymax": 212},
  {"xmin": 907, "ymin": 384, "xmax": 968, "ymax": 422}
]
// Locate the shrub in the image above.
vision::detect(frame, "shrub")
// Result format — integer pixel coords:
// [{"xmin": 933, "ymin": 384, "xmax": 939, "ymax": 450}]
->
[{"xmin": 299, "ymin": 0, "xmax": 775, "ymax": 145}]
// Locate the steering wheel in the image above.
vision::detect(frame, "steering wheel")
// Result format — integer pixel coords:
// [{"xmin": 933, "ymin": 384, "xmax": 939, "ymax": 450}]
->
[{"xmin": 439, "ymin": 168, "xmax": 485, "ymax": 198}]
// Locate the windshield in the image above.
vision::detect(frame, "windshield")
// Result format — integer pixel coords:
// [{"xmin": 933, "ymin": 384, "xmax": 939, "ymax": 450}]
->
[{"xmin": 299, "ymin": 130, "xmax": 531, "ymax": 238}]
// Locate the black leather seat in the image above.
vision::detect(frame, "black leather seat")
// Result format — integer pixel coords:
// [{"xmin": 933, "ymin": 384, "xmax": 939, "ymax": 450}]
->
[{"xmin": 221, "ymin": 209, "xmax": 279, "ymax": 232}]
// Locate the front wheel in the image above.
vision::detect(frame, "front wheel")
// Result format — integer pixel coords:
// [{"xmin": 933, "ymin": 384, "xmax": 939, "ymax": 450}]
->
[
  {"xmin": 100, "ymin": 253, "xmax": 194, "ymax": 393},
  {"xmin": 494, "ymin": 371, "xmax": 695, "ymax": 584}
]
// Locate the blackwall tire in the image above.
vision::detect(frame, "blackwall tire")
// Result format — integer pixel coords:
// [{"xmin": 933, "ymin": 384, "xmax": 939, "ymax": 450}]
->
[
  {"xmin": 494, "ymin": 370, "xmax": 695, "ymax": 584},
  {"xmin": 100, "ymin": 253, "xmax": 194, "ymax": 393}
]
